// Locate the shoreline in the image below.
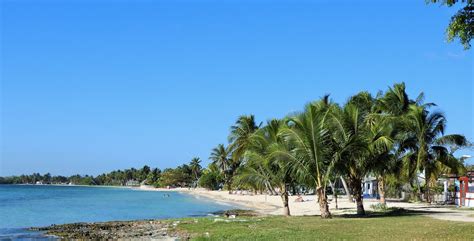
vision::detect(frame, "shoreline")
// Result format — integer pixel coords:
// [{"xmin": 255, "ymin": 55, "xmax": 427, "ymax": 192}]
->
[{"xmin": 136, "ymin": 186, "xmax": 280, "ymax": 214}]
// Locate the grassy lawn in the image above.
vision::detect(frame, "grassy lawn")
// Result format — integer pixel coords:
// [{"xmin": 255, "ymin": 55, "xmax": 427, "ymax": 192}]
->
[{"xmin": 174, "ymin": 214, "xmax": 474, "ymax": 240}]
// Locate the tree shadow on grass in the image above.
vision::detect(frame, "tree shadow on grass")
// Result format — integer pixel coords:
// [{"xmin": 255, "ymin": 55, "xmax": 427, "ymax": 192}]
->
[{"xmin": 336, "ymin": 207, "xmax": 456, "ymax": 219}]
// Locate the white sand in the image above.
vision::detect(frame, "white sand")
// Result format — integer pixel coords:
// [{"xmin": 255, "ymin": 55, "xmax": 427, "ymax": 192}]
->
[{"xmin": 138, "ymin": 186, "xmax": 474, "ymax": 222}]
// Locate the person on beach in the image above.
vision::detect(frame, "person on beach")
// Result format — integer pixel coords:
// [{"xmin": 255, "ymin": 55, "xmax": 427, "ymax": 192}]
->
[{"xmin": 295, "ymin": 195, "xmax": 304, "ymax": 203}]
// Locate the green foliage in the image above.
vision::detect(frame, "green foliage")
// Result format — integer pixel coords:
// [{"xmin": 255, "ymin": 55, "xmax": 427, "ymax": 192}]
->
[
  {"xmin": 146, "ymin": 168, "xmax": 162, "ymax": 186},
  {"xmin": 0, "ymin": 165, "xmax": 160, "ymax": 186},
  {"xmin": 158, "ymin": 164, "xmax": 194, "ymax": 187},
  {"xmin": 384, "ymin": 174, "xmax": 406, "ymax": 198},
  {"xmin": 228, "ymin": 115, "xmax": 260, "ymax": 162},
  {"xmin": 223, "ymin": 82, "xmax": 469, "ymax": 212},
  {"xmin": 430, "ymin": 183, "xmax": 445, "ymax": 194},
  {"xmin": 198, "ymin": 169, "xmax": 222, "ymax": 190},
  {"xmin": 236, "ymin": 119, "xmax": 292, "ymax": 193},
  {"xmin": 189, "ymin": 157, "xmax": 203, "ymax": 185},
  {"xmin": 428, "ymin": 0, "xmax": 473, "ymax": 49},
  {"xmin": 370, "ymin": 203, "xmax": 389, "ymax": 212},
  {"xmin": 210, "ymin": 144, "xmax": 235, "ymax": 192}
]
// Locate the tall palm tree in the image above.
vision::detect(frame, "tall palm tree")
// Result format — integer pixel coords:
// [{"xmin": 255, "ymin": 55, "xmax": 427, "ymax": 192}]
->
[
  {"xmin": 237, "ymin": 119, "xmax": 295, "ymax": 216},
  {"xmin": 330, "ymin": 94, "xmax": 372, "ymax": 215},
  {"xmin": 189, "ymin": 157, "xmax": 202, "ymax": 187},
  {"xmin": 210, "ymin": 144, "xmax": 235, "ymax": 193},
  {"xmin": 280, "ymin": 97, "xmax": 335, "ymax": 219},
  {"xmin": 331, "ymin": 92, "xmax": 399, "ymax": 215},
  {"xmin": 403, "ymin": 103, "xmax": 469, "ymax": 202},
  {"xmin": 371, "ymin": 83, "xmax": 412, "ymax": 204}
]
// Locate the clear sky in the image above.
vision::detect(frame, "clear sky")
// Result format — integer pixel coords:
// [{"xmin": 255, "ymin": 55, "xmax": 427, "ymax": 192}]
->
[{"xmin": 1, "ymin": 0, "xmax": 473, "ymax": 176}]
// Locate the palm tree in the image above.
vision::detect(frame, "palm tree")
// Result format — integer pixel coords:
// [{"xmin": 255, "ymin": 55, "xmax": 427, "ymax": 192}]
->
[
  {"xmin": 189, "ymin": 157, "xmax": 202, "ymax": 187},
  {"xmin": 210, "ymin": 144, "xmax": 235, "ymax": 193},
  {"xmin": 237, "ymin": 119, "xmax": 295, "ymax": 216},
  {"xmin": 403, "ymin": 103, "xmax": 469, "ymax": 202},
  {"xmin": 228, "ymin": 115, "xmax": 261, "ymax": 163},
  {"xmin": 331, "ymin": 92, "xmax": 399, "ymax": 215},
  {"xmin": 363, "ymin": 115, "xmax": 398, "ymax": 206},
  {"xmin": 330, "ymin": 94, "xmax": 373, "ymax": 216},
  {"xmin": 280, "ymin": 97, "xmax": 335, "ymax": 219},
  {"xmin": 371, "ymin": 83, "xmax": 412, "ymax": 204}
]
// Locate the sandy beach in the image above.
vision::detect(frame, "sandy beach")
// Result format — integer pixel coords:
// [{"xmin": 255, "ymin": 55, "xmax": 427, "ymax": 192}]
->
[{"xmin": 138, "ymin": 186, "xmax": 474, "ymax": 222}]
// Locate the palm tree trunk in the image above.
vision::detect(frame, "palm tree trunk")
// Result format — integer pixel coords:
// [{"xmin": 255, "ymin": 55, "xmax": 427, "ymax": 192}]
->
[
  {"xmin": 355, "ymin": 195, "xmax": 364, "ymax": 215},
  {"xmin": 317, "ymin": 186, "xmax": 331, "ymax": 219},
  {"xmin": 410, "ymin": 180, "xmax": 422, "ymax": 202},
  {"xmin": 378, "ymin": 176, "xmax": 386, "ymax": 205},
  {"xmin": 280, "ymin": 185, "xmax": 290, "ymax": 216},
  {"xmin": 425, "ymin": 169, "xmax": 431, "ymax": 203},
  {"xmin": 350, "ymin": 177, "xmax": 365, "ymax": 215},
  {"xmin": 226, "ymin": 179, "xmax": 232, "ymax": 194}
]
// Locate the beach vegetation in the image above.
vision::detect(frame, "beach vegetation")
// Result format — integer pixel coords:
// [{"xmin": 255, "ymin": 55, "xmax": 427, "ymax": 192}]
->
[
  {"xmin": 210, "ymin": 144, "xmax": 236, "ymax": 193},
  {"xmin": 427, "ymin": 0, "xmax": 473, "ymax": 49},
  {"xmin": 197, "ymin": 82, "xmax": 471, "ymax": 218}
]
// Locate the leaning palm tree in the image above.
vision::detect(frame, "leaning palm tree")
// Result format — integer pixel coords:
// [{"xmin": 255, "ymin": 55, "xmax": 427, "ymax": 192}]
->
[
  {"xmin": 403, "ymin": 103, "xmax": 469, "ymax": 202},
  {"xmin": 237, "ymin": 119, "xmax": 295, "ymax": 216},
  {"xmin": 189, "ymin": 157, "xmax": 202, "ymax": 187},
  {"xmin": 280, "ymin": 97, "xmax": 335, "ymax": 219},
  {"xmin": 210, "ymin": 144, "xmax": 235, "ymax": 193}
]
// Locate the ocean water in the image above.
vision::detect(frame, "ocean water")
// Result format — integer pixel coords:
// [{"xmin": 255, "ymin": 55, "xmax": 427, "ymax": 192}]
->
[{"xmin": 0, "ymin": 185, "xmax": 234, "ymax": 240}]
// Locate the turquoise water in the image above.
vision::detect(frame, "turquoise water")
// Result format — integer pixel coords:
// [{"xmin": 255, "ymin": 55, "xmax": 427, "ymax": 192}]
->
[{"xmin": 0, "ymin": 185, "xmax": 234, "ymax": 240}]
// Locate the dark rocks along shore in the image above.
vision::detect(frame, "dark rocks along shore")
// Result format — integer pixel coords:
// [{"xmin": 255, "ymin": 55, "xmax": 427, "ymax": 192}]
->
[{"xmin": 30, "ymin": 219, "xmax": 189, "ymax": 240}]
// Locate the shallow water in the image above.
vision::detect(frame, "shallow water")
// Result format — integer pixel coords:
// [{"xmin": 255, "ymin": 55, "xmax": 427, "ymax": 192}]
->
[{"xmin": 0, "ymin": 185, "xmax": 233, "ymax": 239}]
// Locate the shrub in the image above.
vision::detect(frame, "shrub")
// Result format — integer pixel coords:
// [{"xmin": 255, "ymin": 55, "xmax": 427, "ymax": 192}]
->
[
  {"xmin": 370, "ymin": 203, "xmax": 388, "ymax": 212},
  {"xmin": 198, "ymin": 171, "xmax": 221, "ymax": 190}
]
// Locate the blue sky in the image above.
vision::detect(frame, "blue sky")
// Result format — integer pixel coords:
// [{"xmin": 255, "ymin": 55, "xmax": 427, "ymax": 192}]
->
[{"xmin": 1, "ymin": 0, "xmax": 473, "ymax": 176}]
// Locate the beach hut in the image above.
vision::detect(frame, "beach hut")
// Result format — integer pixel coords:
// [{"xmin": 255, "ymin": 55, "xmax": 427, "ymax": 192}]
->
[
  {"xmin": 125, "ymin": 180, "xmax": 140, "ymax": 187},
  {"xmin": 362, "ymin": 176, "xmax": 378, "ymax": 198},
  {"xmin": 455, "ymin": 171, "xmax": 474, "ymax": 207}
]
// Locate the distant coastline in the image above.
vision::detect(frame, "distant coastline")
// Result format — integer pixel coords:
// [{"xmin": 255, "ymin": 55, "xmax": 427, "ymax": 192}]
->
[{"xmin": 8, "ymin": 183, "xmax": 132, "ymax": 189}]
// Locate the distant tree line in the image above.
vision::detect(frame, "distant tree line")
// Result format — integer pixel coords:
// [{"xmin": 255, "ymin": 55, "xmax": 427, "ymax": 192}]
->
[{"xmin": 0, "ymin": 158, "xmax": 203, "ymax": 188}]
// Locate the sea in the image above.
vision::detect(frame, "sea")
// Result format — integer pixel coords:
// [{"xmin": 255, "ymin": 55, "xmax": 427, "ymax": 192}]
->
[{"xmin": 0, "ymin": 185, "xmax": 234, "ymax": 240}]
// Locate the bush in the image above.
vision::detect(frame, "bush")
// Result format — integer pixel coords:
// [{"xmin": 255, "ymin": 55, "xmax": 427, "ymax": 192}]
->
[
  {"xmin": 198, "ymin": 171, "xmax": 221, "ymax": 190},
  {"xmin": 370, "ymin": 203, "xmax": 388, "ymax": 212}
]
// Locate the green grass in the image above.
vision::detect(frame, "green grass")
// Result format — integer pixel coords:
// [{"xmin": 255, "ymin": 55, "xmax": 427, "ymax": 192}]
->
[{"xmin": 174, "ymin": 215, "xmax": 474, "ymax": 240}]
